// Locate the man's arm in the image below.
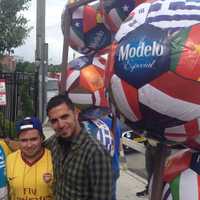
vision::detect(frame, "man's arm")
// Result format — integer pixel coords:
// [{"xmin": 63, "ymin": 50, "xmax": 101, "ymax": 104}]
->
[
  {"xmin": 88, "ymin": 149, "xmax": 113, "ymax": 200},
  {"xmin": 0, "ymin": 138, "xmax": 19, "ymax": 153}
]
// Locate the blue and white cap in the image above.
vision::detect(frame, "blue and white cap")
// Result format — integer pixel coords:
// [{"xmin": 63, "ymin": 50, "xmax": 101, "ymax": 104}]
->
[{"xmin": 16, "ymin": 116, "xmax": 44, "ymax": 138}]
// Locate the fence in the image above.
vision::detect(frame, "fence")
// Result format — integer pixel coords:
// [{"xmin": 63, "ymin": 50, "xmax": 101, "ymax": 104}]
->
[{"xmin": 0, "ymin": 72, "xmax": 38, "ymax": 138}]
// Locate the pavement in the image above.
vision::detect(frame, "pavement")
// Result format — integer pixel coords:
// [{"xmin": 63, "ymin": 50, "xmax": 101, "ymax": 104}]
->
[
  {"xmin": 117, "ymin": 169, "xmax": 148, "ymax": 200},
  {"xmin": 43, "ymin": 125, "xmax": 148, "ymax": 200}
]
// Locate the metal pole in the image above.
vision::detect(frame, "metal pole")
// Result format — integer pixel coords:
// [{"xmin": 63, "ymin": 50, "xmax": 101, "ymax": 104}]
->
[
  {"xmin": 60, "ymin": 7, "xmax": 71, "ymax": 94},
  {"xmin": 35, "ymin": 0, "xmax": 46, "ymax": 122},
  {"xmin": 43, "ymin": 43, "xmax": 48, "ymax": 120},
  {"xmin": 60, "ymin": 0, "xmax": 98, "ymax": 93},
  {"xmin": 150, "ymin": 143, "xmax": 168, "ymax": 200}
]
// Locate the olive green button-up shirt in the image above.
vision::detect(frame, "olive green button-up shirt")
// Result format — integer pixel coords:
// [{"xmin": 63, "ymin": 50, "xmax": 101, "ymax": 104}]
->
[{"xmin": 45, "ymin": 128, "xmax": 113, "ymax": 200}]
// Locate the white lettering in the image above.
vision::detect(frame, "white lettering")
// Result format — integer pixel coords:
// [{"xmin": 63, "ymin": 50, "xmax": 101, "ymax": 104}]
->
[
  {"xmin": 118, "ymin": 41, "xmax": 164, "ymax": 61},
  {"xmin": 124, "ymin": 60, "xmax": 156, "ymax": 72},
  {"xmin": 90, "ymin": 30, "xmax": 105, "ymax": 48},
  {"xmin": 136, "ymin": 42, "xmax": 145, "ymax": 57},
  {"xmin": 119, "ymin": 44, "xmax": 130, "ymax": 61},
  {"xmin": 144, "ymin": 45, "xmax": 152, "ymax": 56}
]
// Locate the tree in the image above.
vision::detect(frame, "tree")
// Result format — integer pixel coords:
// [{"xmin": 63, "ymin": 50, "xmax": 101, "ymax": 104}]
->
[
  {"xmin": 16, "ymin": 61, "xmax": 37, "ymax": 73},
  {"xmin": 48, "ymin": 64, "xmax": 62, "ymax": 73},
  {"xmin": 0, "ymin": 0, "xmax": 32, "ymax": 55}
]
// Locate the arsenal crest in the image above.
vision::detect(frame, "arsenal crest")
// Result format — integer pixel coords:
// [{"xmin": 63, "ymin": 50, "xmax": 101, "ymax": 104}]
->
[{"xmin": 43, "ymin": 173, "xmax": 52, "ymax": 183}]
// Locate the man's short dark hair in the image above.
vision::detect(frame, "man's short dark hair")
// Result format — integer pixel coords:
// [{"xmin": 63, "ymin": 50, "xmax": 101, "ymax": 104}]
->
[{"xmin": 46, "ymin": 93, "xmax": 75, "ymax": 115}]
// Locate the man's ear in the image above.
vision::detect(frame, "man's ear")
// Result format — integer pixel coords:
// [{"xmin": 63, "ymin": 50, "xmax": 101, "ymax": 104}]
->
[{"xmin": 75, "ymin": 107, "xmax": 80, "ymax": 119}]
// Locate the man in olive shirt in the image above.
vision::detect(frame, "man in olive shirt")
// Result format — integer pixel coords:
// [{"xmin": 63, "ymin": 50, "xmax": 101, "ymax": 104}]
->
[{"xmin": 45, "ymin": 94, "xmax": 113, "ymax": 200}]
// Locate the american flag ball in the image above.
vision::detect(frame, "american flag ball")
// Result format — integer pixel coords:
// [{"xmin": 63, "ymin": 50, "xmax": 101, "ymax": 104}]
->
[
  {"xmin": 100, "ymin": 0, "xmax": 145, "ymax": 33},
  {"xmin": 66, "ymin": 56, "xmax": 109, "ymax": 109},
  {"xmin": 110, "ymin": 0, "xmax": 200, "ymax": 149},
  {"xmin": 62, "ymin": 4, "xmax": 112, "ymax": 55}
]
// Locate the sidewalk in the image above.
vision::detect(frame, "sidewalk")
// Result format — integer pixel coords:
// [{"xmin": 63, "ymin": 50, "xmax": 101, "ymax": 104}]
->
[
  {"xmin": 43, "ymin": 125, "xmax": 148, "ymax": 200},
  {"xmin": 117, "ymin": 170, "xmax": 148, "ymax": 200}
]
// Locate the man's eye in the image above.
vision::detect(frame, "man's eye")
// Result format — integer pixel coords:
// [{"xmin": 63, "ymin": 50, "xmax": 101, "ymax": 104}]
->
[
  {"xmin": 50, "ymin": 119, "xmax": 57, "ymax": 124},
  {"xmin": 61, "ymin": 115, "xmax": 69, "ymax": 120},
  {"xmin": 20, "ymin": 138, "xmax": 38, "ymax": 142},
  {"xmin": 20, "ymin": 139, "xmax": 27, "ymax": 142},
  {"xmin": 30, "ymin": 138, "xmax": 38, "ymax": 141}
]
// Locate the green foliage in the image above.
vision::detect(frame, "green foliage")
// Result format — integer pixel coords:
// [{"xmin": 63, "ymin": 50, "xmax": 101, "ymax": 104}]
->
[
  {"xmin": 20, "ymin": 81, "xmax": 34, "ymax": 117},
  {"xmin": 16, "ymin": 62, "xmax": 62, "ymax": 73},
  {"xmin": 48, "ymin": 64, "xmax": 61, "ymax": 72},
  {"xmin": 16, "ymin": 61, "xmax": 37, "ymax": 72},
  {"xmin": 0, "ymin": 0, "xmax": 32, "ymax": 55},
  {"xmin": 16, "ymin": 62, "xmax": 37, "ymax": 118},
  {"xmin": 0, "ymin": 112, "xmax": 16, "ymax": 138}
]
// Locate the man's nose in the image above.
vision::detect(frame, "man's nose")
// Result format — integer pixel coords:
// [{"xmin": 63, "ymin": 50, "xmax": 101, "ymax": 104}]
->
[
  {"xmin": 57, "ymin": 119, "xmax": 65, "ymax": 128},
  {"xmin": 26, "ymin": 140, "xmax": 32, "ymax": 147}
]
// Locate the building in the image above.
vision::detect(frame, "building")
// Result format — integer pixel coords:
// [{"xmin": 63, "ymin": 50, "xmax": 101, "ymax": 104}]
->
[{"xmin": 0, "ymin": 55, "xmax": 16, "ymax": 72}]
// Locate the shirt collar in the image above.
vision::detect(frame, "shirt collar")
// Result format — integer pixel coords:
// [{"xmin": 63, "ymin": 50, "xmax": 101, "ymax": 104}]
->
[{"xmin": 57, "ymin": 127, "xmax": 87, "ymax": 151}]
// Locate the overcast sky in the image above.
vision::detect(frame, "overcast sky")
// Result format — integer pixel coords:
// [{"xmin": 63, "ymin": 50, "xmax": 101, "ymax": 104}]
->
[{"xmin": 14, "ymin": 0, "xmax": 69, "ymax": 65}]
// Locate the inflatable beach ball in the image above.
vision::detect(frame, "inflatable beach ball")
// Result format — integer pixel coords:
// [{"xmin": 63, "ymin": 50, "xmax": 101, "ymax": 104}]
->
[
  {"xmin": 116, "ymin": 0, "xmax": 200, "ymax": 42},
  {"xmin": 66, "ymin": 56, "xmax": 109, "ymax": 109},
  {"xmin": 62, "ymin": 4, "xmax": 112, "ymax": 55},
  {"xmin": 100, "ymin": 0, "xmax": 145, "ymax": 33},
  {"xmin": 111, "ymin": 21, "xmax": 200, "ymax": 145},
  {"xmin": 162, "ymin": 149, "xmax": 200, "ymax": 200},
  {"xmin": 110, "ymin": 0, "xmax": 200, "ymax": 144}
]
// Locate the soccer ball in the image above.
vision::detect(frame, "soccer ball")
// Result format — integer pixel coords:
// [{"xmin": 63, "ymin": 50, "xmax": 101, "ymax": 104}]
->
[
  {"xmin": 115, "ymin": 0, "xmax": 200, "ymax": 42},
  {"xmin": 162, "ymin": 149, "xmax": 199, "ymax": 198},
  {"xmin": 110, "ymin": 6, "xmax": 200, "ymax": 148},
  {"xmin": 100, "ymin": 0, "xmax": 145, "ymax": 33},
  {"xmin": 66, "ymin": 55, "xmax": 109, "ymax": 109},
  {"xmin": 62, "ymin": 4, "xmax": 112, "ymax": 55}
]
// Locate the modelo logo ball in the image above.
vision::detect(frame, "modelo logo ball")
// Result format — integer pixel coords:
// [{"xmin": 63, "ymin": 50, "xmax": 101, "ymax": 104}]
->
[
  {"xmin": 111, "ymin": 21, "xmax": 200, "ymax": 149},
  {"xmin": 115, "ymin": 24, "xmax": 170, "ymax": 88}
]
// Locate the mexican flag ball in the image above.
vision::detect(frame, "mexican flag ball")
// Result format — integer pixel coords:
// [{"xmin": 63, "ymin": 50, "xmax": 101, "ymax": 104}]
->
[{"xmin": 163, "ymin": 149, "xmax": 200, "ymax": 200}]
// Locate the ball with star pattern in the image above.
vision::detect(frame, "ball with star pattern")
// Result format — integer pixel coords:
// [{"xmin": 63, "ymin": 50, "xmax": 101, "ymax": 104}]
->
[
  {"xmin": 100, "ymin": 0, "xmax": 145, "ymax": 33},
  {"xmin": 62, "ymin": 4, "xmax": 112, "ymax": 55}
]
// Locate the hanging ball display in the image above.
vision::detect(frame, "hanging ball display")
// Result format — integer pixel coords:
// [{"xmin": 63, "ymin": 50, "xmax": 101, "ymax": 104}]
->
[
  {"xmin": 62, "ymin": 4, "xmax": 112, "ymax": 55},
  {"xmin": 66, "ymin": 55, "xmax": 109, "ymax": 109},
  {"xmin": 115, "ymin": 0, "xmax": 200, "ymax": 42},
  {"xmin": 109, "ymin": 0, "xmax": 200, "ymax": 146},
  {"xmin": 100, "ymin": 0, "xmax": 145, "ymax": 33}
]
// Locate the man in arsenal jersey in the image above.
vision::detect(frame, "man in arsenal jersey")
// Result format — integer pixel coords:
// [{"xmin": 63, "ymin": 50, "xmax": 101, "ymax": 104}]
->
[{"xmin": 6, "ymin": 117, "xmax": 53, "ymax": 200}]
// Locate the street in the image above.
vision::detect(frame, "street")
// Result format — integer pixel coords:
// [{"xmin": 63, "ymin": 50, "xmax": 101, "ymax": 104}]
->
[{"xmin": 125, "ymin": 151, "xmax": 147, "ymax": 179}]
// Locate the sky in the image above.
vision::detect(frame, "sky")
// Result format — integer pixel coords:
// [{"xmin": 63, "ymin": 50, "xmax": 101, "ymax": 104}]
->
[{"xmin": 14, "ymin": 0, "xmax": 70, "ymax": 65}]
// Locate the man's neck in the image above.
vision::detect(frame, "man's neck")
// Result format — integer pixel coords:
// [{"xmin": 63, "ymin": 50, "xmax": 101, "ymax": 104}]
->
[{"xmin": 75, "ymin": 123, "xmax": 82, "ymax": 136}]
